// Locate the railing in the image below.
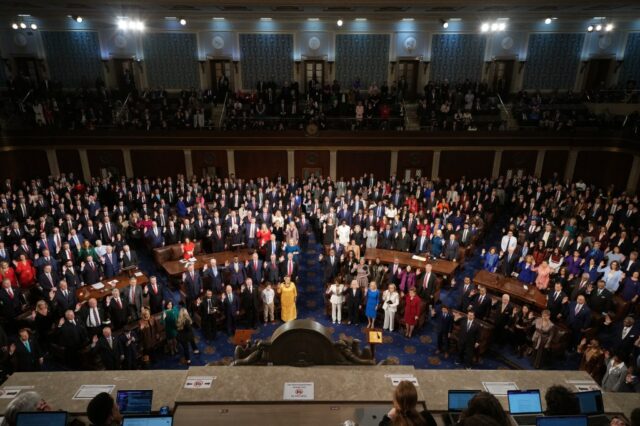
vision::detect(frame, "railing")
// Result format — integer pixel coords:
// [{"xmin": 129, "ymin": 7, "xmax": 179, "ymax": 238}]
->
[
  {"xmin": 218, "ymin": 91, "xmax": 229, "ymax": 130},
  {"xmin": 114, "ymin": 92, "xmax": 133, "ymax": 124}
]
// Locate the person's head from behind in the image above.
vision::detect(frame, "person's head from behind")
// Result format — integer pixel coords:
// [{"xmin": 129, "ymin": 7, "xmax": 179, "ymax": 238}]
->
[
  {"xmin": 87, "ymin": 392, "xmax": 121, "ymax": 426},
  {"xmin": 544, "ymin": 385, "xmax": 579, "ymax": 416},
  {"xmin": 460, "ymin": 414, "xmax": 502, "ymax": 426},
  {"xmin": 630, "ymin": 407, "xmax": 640, "ymax": 426},
  {"xmin": 462, "ymin": 391, "xmax": 509, "ymax": 426},
  {"xmin": 3, "ymin": 391, "xmax": 51, "ymax": 426},
  {"xmin": 390, "ymin": 380, "xmax": 422, "ymax": 426}
]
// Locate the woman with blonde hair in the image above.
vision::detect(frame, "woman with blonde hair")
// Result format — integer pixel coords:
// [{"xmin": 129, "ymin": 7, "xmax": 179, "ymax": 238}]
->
[
  {"xmin": 382, "ymin": 284, "xmax": 400, "ymax": 332},
  {"xmin": 531, "ymin": 309, "xmax": 555, "ymax": 369},
  {"xmin": 379, "ymin": 380, "xmax": 436, "ymax": 426},
  {"xmin": 176, "ymin": 307, "xmax": 199, "ymax": 364}
]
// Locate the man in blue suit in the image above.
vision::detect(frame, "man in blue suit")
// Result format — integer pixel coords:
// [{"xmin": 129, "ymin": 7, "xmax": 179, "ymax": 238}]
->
[
  {"xmin": 436, "ymin": 305, "xmax": 454, "ymax": 358},
  {"xmin": 222, "ymin": 285, "xmax": 240, "ymax": 336},
  {"xmin": 102, "ymin": 246, "xmax": 120, "ymax": 279},
  {"xmin": 226, "ymin": 255, "xmax": 246, "ymax": 288},
  {"xmin": 145, "ymin": 222, "xmax": 164, "ymax": 248},
  {"xmin": 246, "ymin": 252, "xmax": 263, "ymax": 284},
  {"xmin": 183, "ymin": 263, "xmax": 202, "ymax": 313},
  {"xmin": 567, "ymin": 294, "xmax": 591, "ymax": 350},
  {"xmin": 202, "ymin": 258, "xmax": 224, "ymax": 294}
]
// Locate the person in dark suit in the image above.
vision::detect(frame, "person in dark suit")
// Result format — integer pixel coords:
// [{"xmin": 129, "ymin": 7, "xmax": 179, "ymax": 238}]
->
[
  {"xmin": 118, "ymin": 327, "xmax": 138, "ymax": 370},
  {"xmin": 37, "ymin": 264, "xmax": 58, "ymax": 294},
  {"xmin": 0, "ymin": 279, "xmax": 23, "ymax": 325},
  {"xmin": 63, "ymin": 260, "xmax": 82, "ymax": 289},
  {"xmin": 145, "ymin": 223, "xmax": 164, "ymax": 249},
  {"xmin": 102, "ymin": 246, "xmax": 120, "ymax": 279},
  {"xmin": 80, "ymin": 297, "xmax": 109, "ymax": 338},
  {"xmin": 587, "ymin": 279, "xmax": 613, "ymax": 315},
  {"xmin": 320, "ymin": 250, "xmax": 340, "ymax": 283},
  {"xmin": 570, "ymin": 273, "xmax": 591, "ymax": 301},
  {"xmin": 56, "ymin": 310, "xmax": 88, "ymax": 369},
  {"xmin": 546, "ymin": 282, "xmax": 567, "ymax": 321},
  {"xmin": 567, "ymin": 295, "xmax": 591, "ymax": 349},
  {"xmin": 198, "ymin": 289, "xmax": 219, "ymax": 341},
  {"xmin": 9, "ymin": 329, "xmax": 43, "ymax": 372},
  {"xmin": 106, "ymin": 288, "xmax": 128, "ymax": 331},
  {"xmin": 53, "ymin": 280, "xmax": 77, "ymax": 318},
  {"xmin": 144, "ymin": 275, "xmax": 164, "ymax": 314},
  {"xmin": 456, "ymin": 310, "xmax": 481, "ymax": 368},
  {"xmin": 121, "ymin": 245, "xmax": 138, "ymax": 268},
  {"xmin": 246, "ymin": 253, "xmax": 263, "ymax": 284},
  {"xmin": 183, "ymin": 264, "xmax": 202, "ymax": 312},
  {"xmin": 393, "ymin": 228, "xmax": 412, "ymax": 252},
  {"xmin": 413, "ymin": 230, "xmax": 431, "ymax": 254},
  {"xmin": 458, "ymin": 276, "xmax": 475, "ymax": 312},
  {"xmin": 222, "ymin": 285, "xmax": 240, "ymax": 336},
  {"xmin": 264, "ymin": 254, "xmax": 281, "ymax": 285},
  {"xmin": 416, "ymin": 264, "xmax": 437, "ymax": 311},
  {"xmin": 442, "ymin": 234, "xmax": 460, "ymax": 261},
  {"xmin": 604, "ymin": 315, "xmax": 637, "ymax": 358},
  {"xmin": 470, "ymin": 286, "xmax": 492, "ymax": 320},
  {"xmin": 345, "ymin": 280, "xmax": 362, "ymax": 325},
  {"xmin": 492, "ymin": 294, "xmax": 514, "ymax": 344},
  {"xmin": 280, "ymin": 253, "xmax": 299, "ymax": 282},
  {"xmin": 209, "ymin": 225, "xmax": 226, "ymax": 253},
  {"xmin": 202, "ymin": 259, "xmax": 223, "ymax": 294},
  {"xmin": 164, "ymin": 223, "xmax": 180, "ymax": 245},
  {"xmin": 226, "ymin": 256, "xmax": 247, "ymax": 288},
  {"xmin": 241, "ymin": 278, "xmax": 260, "ymax": 329},
  {"xmin": 90, "ymin": 326, "xmax": 121, "ymax": 370},
  {"xmin": 81, "ymin": 256, "xmax": 102, "ymax": 285},
  {"xmin": 100, "ymin": 219, "xmax": 117, "ymax": 244},
  {"xmin": 435, "ymin": 305, "xmax": 454, "ymax": 358},
  {"xmin": 499, "ymin": 248, "xmax": 519, "ymax": 276},
  {"xmin": 123, "ymin": 277, "xmax": 143, "ymax": 321}
]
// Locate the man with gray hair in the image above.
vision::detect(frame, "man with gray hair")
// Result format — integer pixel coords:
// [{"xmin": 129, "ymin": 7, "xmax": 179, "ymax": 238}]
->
[{"xmin": 2, "ymin": 391, "xmax": 51, "ymax": 426}]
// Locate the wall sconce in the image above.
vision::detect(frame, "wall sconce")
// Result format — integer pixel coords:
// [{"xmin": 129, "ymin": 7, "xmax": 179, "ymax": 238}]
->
[
  {"xmin": 101, "ymin": 59, "xmax": 109, "ymax": 73},
  {"xmin": 580, "ymin": 60, "xmax": 588, "ymax": 74},
  {"xmin": 232, "ymin": 60, "xmax": 239, "ymax": 73},
  {"xmin": 198, "ymin": 60, "xmax": 206, "ymax": 73},
  {"xmin": 615, "ymin": 60, "xmax": 623, "ymax": 74},
  {"xmin": 421, "ymin": 61, "xmax": 430, "ymax": 74},
  {"xmin": 518, "ymin": 60, "xmax": 526, "ymax": 73}
]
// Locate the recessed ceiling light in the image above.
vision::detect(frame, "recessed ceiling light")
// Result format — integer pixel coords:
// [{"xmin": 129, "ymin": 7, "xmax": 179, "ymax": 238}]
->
[
  {"xmin": 498, "ymin": 22, "xmax": 506, "ymax": 31},
  {"xmin": 595, "ymin": 24, "xmax": 602, "ymax": 31},
  {"xmin": 260, "ymin": 17, "xmax": 272, "ymax": 21},
  {"xmin": 402, "ymin": 18, "xmax": 414, "ymax": 21},
  {"xmin": 355, "ymin": 18, "xmax": 367, "ymax": 21},
  {"xmin": 337, "ymin": 19, "xmax": 343, "ymax": 26},
  {"xmin": 179, "ymin": 18, "xmax": 187, "ymax": 25},
  {"xmin": 544, "ymin": 17, "xmax": 552, "ymax": 24},
  {"xmin": 587, "ymin": 25, "xmax": 594, "ymax": 32},
  {"xmin": 30, "ymin": 23, "xmax": 37, "ymax": 30},
  {"xmin": 19, "ymin": 22, "xmax": 26, "ymax": 29},
  {"xmin": 164, "ymin": 16, "xmax": 177, "ymax": 20},
  {"xmin": 307, "ymin": 18, "xmax": 319, "ymax": 21},
  {"xmin": 443, "ymin": 21, "xmax": 449, "ymax": 28},
  {"xmin": 17, "ymin": 14, "xmax": 31, "ymax": 17},
  {"xmin": 480, "ymin": 22, "xmax": 489, "ymax": 32},
  {"xmin": 11, "ymin": 23, "xmax": 18, "ymax": 29},
  {"xmin": 605, "ymin": 23, "xmax": 614, "ymax": 31},
  {"xmin": 212, "ymin": 17, "xmax": 225, "ymax": 20}
]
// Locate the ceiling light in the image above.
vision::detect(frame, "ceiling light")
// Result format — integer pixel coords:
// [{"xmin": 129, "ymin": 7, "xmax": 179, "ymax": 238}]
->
[
  {"xmin": 212, "ymin": 17, "xmax": 225, "ymax": 20},
  {"xmin": 337, "ymin": 19, "xmax": 343, "ymax": 27},
  {"xmin": 595, "ymin": 24, "xmax": 602, "ymax": 31},
  {"xmin": 11, "ymin": 23, "xmax": 18, "ymax": 30},
  {"xmin": 491, "ymin": 23, "xmax": 498, "ymax": 31},
  {"xmin": 587, "ymin": 25, "xmax": 594, "ymax": 32},
  {"xmin": 179, "ymin": 18, "xmax": 187, "ymax": 26},
  {"xmin": 308, "ymin": 18, "xmax": 319, "ymax": 21},
  {"xmin": 498, "ymin": 22, "xmax": 506, "ymax": 31},
  {"xmin": 30, "ymin": 23, "xmax": 37, "ymax": 30},
  {"xmin": 355, "ymin": 18, "xmax": 367, "ymax": 21},
  {"xmin": 544, "ymin": 17, "xmax": 552, "ymax": 24},
  {"xmin": 402, "ymin": 18, "xmax": 414, "ymax": 21},
  {"xmin": 260, "ymin": 17, "xmax": 272, "ymax": 21},
  {"xmin": 117, "ymin": 19, "xmax": 128, "ymax": 30},
  {"xmin": 443, "ymin": 21, "xmax": 449, "ymax": 28},
  {"xmin": 605, "ymin": 23, "xmax": 614, "ymax": 31},
  {"xmin": 134, "ymin": 20, "xmax": 145, "ymax": 31},
  {"xmin": 19, "ymin": 22, "xmax": 26, "ymax": 29},
  {"xmin": 481, "ymin": 22, "xmax": 489, "ymax": 32},
  {"xmin": 17, "ymin": 14, "xmax": 30, "ymax": 17}
]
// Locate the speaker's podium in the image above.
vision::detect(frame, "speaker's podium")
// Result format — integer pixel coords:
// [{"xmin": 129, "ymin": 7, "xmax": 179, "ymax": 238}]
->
[{"xmin": 366, "ymin": 328, "xmax": 383, "ymax": 359}]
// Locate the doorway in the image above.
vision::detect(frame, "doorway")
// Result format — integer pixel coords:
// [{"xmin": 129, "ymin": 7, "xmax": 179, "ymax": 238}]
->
[
  {"xmin": 210, "ymin": 60, "xmax": 232, "ymax": 92},
  {"xmin": 491, "ymin": 60, "xmax": 515, "ymax": 97},
  {"xmin": 397, "ymin": 60, "xmax": 419, "ymax": 101},
  {"xmin": 584, "ymin": 59, "xmax": 612, "ymax": 92},
  {"xmin": 14, "ymin": 57, "xmax": 42, "ymax": 86},
  {"xmin": 305, "ymin": 60, "xmax": 324, "ymax": 93},
  {"xmin": 112, "ymin": 59, "xmax": 136, "ymax": 94}
]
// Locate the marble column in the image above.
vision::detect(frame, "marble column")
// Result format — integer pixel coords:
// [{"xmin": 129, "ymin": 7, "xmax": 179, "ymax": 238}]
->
[
  {"xmin": 227, "ymin": 149, "xmax": 235, "ymax": 177},
  {"xmin": 564, "ymin": 149, "xmax": 579, "ymax": 182},
  {"xmin": 184, "ymin": 150, "xmax": 194, "ymax": 178},
  {"xmin": 626, "ymin": 155, "xmax": 640, "ymax": 194},
  {"xmin": 122, "ymin": 148, "xmax": 134, "ymax": 178},
  {"xmin": 492, "ymin": 150, "xmax": 502, "ymax": 179},
  {"xmin": 78, "ymin": 149, "xmax": 91, "ymax": 182},
  {"xmin": 534, "ymin": 149, "xmax": 546, "ymax": 178},
  {"xmin": 431, "ymin": 150, "xmax": 441, "ymax": 180},
  {"xmin": 46, "ymin": 149, "xmax": 60, "ymax": 177},
  {"xmin": 329, "ymin": 150, "xmax": 337, "ymax": 180},
  {"xmin": 390, "ymin": 151, "xmax": 398, "ymax": 177},
  {"xmin": 287, "ymin": 150, "xmax": 295, "ymax": 180}
]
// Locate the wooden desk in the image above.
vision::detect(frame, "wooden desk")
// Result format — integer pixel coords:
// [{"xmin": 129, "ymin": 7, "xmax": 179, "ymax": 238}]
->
[
  {"xmin": 76, "ymin": 271, "xmax": 149, "ymax": 302},
  {"xmin": 364, "ymin": 248, "xmax": 458, "ymax": 276},
  {"xmin": 162, "ymin": 250, "xmax": 253, "ymax": 277},
  {"xmin": 473, "ymin": 270, "xmax": 546, "ymax": 311}
]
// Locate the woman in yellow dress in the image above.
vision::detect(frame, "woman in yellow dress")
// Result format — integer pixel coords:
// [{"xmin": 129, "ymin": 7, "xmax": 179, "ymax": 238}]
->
[{"xmin": 278, "ymin": 275, "xmax": 298, "ymax": 322}]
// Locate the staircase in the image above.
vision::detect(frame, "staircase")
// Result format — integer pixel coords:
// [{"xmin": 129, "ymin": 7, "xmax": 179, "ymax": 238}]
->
[{"xmin": 404, "ymin": 103, "xmax": 421, "ymax": 131}]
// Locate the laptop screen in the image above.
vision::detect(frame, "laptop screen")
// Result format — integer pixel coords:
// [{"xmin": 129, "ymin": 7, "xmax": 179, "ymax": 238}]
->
[
  {"xmin": 16, "ymin": 412, "xmax": 67, "ymax": 426},
  {"xmin": 574, "ymin": 390, "xmax": 604, "ymax": 415},
  {"xmin": 448, "ymin": 390, "xmax": 480, "ymax": 412},
  {"xmin": 508, "ymin": 390, "xmax": 543, "ymax": 414},
  {"xmin": 117, "ymin": 390, "xmax": 153, "ymax": 414},
  {"xmin": 537, "ymin": 416, "xmax": 588, "ymax": 426},
  {"xmin": 122, "ymin": 416, "xmax": 173, "ymax": 426}
]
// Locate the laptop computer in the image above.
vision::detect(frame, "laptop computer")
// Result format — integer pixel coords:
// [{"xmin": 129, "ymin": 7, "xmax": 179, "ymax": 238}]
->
[
  {"xmin": 16, "ymin": 411, "xmax": 67, "ymax": 426},
  {"xmin": 508, "ymin": 390, "xmax": 543, "ymax": 426},
  {"xmin": 116, "ymin": 390, "xmax": 153, "ymax": 415},
  {"xmin": 445, "ymin": 390, "xmax": 480, "ymax": 425},
  {"xmin": 537, "ymin": 416, "xmax": 588, "ymax": 426},
  {"xmin": 122, "ymin": 416, "xmax": 173, "ymax": 426},
  {"xmin": 574, "ymin": 390, "xmax": 610, "ymax": 426}
]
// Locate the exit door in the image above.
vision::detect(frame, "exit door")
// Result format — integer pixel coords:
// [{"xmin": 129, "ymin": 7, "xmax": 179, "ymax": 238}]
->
[{"xmin": 397, "ymin": 60, "xmax": 419, "ymax": 101}]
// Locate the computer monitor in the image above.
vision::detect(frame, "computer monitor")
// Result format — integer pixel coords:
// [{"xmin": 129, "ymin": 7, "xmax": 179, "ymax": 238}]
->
[
  {"xmin": 16, "ymin": 411, "xmax": 67, "ymax": 426},
  {"xmin": 116, "ymin": 390, "xmax": 153, "ymax": 415},
  {"xmin": 122, "ymin": 416, "xmax": 173, "ymax": 426},
  {"xmin": 507, "ymin": 390, "xmax": 543, "ymax": 414},
  {"xmin": 536, "ymin": 416, "xmax": 588, "ymax": 426},
  {"xmin": 448, "ymin": 390, "xmax": 480, "ymax": 412},
  {"xmin": 574, "ymin": 390, "xmax": 605, "ymax": 415}
]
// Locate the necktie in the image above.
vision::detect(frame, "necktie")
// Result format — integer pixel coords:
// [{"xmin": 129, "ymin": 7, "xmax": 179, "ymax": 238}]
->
[
  {"xmin": 467, "ymin": 321, "xmax": 471, "ymax": 331},
  {"xmin": 288, "ymin": 261, "xmax": 293, "ymax": 276},
  {"xmin": 575, "ymin": 304, "xmax": 581, "ymax": 314},
  {"xmin": 24, "ymin": 341, "xmax": 31, "ymax": 353},
  {"xmin": 92, "ymin": 308, "xmax": 100, "ymax": 326}
]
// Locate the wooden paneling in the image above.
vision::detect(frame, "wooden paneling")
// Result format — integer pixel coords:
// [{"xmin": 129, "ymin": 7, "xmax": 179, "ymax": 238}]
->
[
  {"xmin": 0, "ymin": 150, "xmax": 49, "ymax": 180},
  {"xmin": 192, "ymin": 150, "xmax": 228, "ymax": 178},
  {"xmin": 439, "ymin": 151, "xmax": 493, "ymax": 179},
  {"xmin": 56, "ymin": 149, "xmax": 83, "ymax": 178},
  {"xmin": 397, "ymin": 151, "xmax": 433, "ymax": 178},
  {"xmin": 294, "ymin": 150, "xmax": 330, "ymax": 178},
  {"xmin": 500, "ymin": 150, "xmax": 537, "ymax": 176},
  {"xmin": 336, "ymin": 151, "xmax": 390, "ymax": 178},
  {"xmin": 234, "ymin": 150, "xmax": 287, "ymax": 179},
  {"xmin": 574, "ymin": 151, "xmax": 632, "ymax": 190},
  {"xmin": 87, "ymin": 149, "xmax": 125, "ymax": 177},
  {"xmin": 541, "ymin": 150, "xmax": 568, "ymax": 182},
  {"xmin": 131, "ymin": 150, "xmax": 186, "ymax": 177}
]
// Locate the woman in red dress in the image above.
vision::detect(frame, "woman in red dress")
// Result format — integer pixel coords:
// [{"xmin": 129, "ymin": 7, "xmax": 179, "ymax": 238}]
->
[
  {"xmin": 403, "ymin": 287, "xmax": 422, "ymax": 338},
  {"xmin": 0, "ymin": 261, "xmax": 18, "ymax": 288},
  {"xmin": 256, "ymin": 223, "xmax": 272, "ymax": 247},
  {"xmin": 181, "ymin": 237, "xmax": 195, "ymax": 260},
  {"xmin": 14, "ymin": 254, "xmax": 36, "ymax": 289}
]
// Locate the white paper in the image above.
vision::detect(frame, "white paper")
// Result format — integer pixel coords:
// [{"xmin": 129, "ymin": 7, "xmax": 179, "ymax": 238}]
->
[
  {"xmin": 482, "ymin": 382, "xmax": 518, "ymax": 395},
  {"xmin": 189, "ymin": 257, "xmax": 197, "ymax": 262},
  {"xmin": 73, "ymin": 384, "xmax": 115, "ymax": 400},
  {"xmin": 91, "ymin": 283, "xmax": 105, "ymax": 290},
  {"xmin": 134, "ymin": 271, "xmax": 143, "ymax": 277},
  {"xmin": 385, "ymin": 374, "xmax": 419, "ymax": 387},
  {"xmin": 184, "ymin": 376, "xmax": 215, "ymax": 389},
  {"xmin": 179, "ymin": 259, "xmax": 188, "ymax": 264},
  {"xmin": 109, "ymin": 280, "xmax": 118, "ymax": 286},
  {"xmin": 0, "ymin": 389, "xmax": 21, "ymax": 399},
  {"xmin": 283, "ymin": 382, "xmax": 314, "ymax": 400},
  {"xmin": 411, "ymin": 255, "xmax": 427, "ymax": 261},
  {"xmin": 566, "ymin": 380, "xmax": 600, "ymax": 391}
]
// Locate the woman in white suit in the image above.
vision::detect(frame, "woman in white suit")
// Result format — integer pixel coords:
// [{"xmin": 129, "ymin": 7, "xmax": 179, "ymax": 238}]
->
[
  {"xmin": 326, "ymin": 280, "xmax": 346, "ymax": 324},
  {"xmin": 382, "ymin": 284, "xmax": 400, "ymax": 332}
]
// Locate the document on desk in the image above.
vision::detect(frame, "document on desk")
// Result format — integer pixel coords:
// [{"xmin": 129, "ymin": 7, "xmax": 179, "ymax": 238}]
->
[
  {"xmin": 134, "ymin": 271, "xmax": 143, "ymax": 277},
  {"xmin": 566, "ymin": 380, "xmax": 600, "ymax": 391},
  {"xmin": 73, "ymin": 384, "xmax": 115, "ymax": 399},
  {"xmin": 283, "ymin": 382, "xmax": 314, "ymax": 400},
  {"xmin": 385, "ymin": 374, "xmax": 419, "ymax": 386},
  {"xmin": 184, "ymin": 376, "xmax": 215, "ymax": 389},
  {"xmin": 482, "ymin": 382, "xmax": 518, "ymax": 395},
  {"xmin": 0, "ymin": 388, "xmax": 21, "ymax": 399},
  {"xmin": 411, "ymin": 255, "xmax": 427, "ymax": 262},
  {"xmin": 91, "ymin": 283, "xmax": 105, "ymax": 290}
]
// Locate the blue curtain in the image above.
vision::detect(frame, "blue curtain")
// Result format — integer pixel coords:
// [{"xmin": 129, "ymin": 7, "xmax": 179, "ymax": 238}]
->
[
  {"xmin": 142, "ymin": 33, "xmax": 199, "ymax": 89},
  {"xmin": 41, "ymin": 31, "xmax": 102, "ymax": 87},
  {"xmin": 430, "ymin": 34, "xmax": 486, "ymax": 83},
  {"xmin": 523, "ymin": 33, "xmax": 584, "ymax": 90},
  {"xmin": 239, "ymin": 34, "xmax": 293, "ymax": 90},
  {"xmin": 335, "ymin": 34, "xmax": 390, "ymax": 88},
  {"xmin": 619, "ymin": 33, "xmax": 640, "ymax": 87}
]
